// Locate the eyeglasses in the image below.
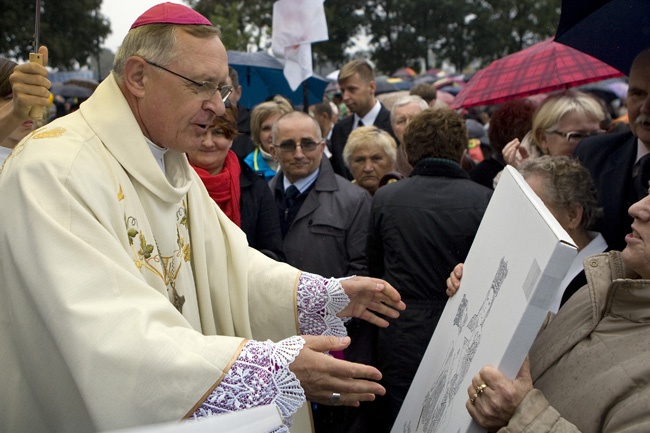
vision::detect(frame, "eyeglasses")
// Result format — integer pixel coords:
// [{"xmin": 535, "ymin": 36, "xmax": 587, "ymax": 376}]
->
[
  {"xmin": 549, "ymin": 130, "xmax": 602, "ymax": 142},
  {"xmin": 144, "ymin": 60, "xmax": 233, "ymax": 102},
  {"xmin": 274, "ymin": 139, "xmax": 322, "ymax": 154}
]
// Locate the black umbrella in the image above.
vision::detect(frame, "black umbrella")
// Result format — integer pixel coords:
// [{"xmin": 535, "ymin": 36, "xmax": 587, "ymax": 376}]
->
[
  {"xmin": 555, "ymin": 0, "xmax": 650, "ymax": 75},
  {"xmin": 227, "ymin": 51, "xmax": 328, "ymax": 110}
]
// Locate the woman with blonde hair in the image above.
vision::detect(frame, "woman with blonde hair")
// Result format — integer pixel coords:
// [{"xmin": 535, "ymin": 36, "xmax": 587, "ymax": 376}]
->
[
  {"xmin": 243, "ymin": 95, "xmax": 293, "ymax": 181},
  {"xmin": 503, "ymin": 90, "xmax": 606, "ymax": 166},
  {"xmin": 343, "ymin": 125, "xmax": 397, "ymax": 195}
]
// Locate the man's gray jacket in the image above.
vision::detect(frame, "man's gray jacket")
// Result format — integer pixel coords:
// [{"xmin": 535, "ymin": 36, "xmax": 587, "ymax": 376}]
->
[{"xmin": 270, "ymin": 157, "xmax": 372, "ymax": 277}]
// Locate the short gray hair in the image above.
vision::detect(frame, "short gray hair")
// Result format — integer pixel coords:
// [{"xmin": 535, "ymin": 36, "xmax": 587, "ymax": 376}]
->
[
  {"xmin": 343, "ymin": 126, "xmax": 397, "ymax": 168},
  {"xmin": 113, "ymin": 24, "xmax": 221, "ymax": 82},
  {"xmin": 272, "ymin": 111, "xmax": 322, "ymax": 144},
  {"xmin": 390, "ymin": 95, "xmax": 428, "ymax": 125},
  {"xmin": 519, "ymin": 155, "xmax": 602, "ymax": 230}
]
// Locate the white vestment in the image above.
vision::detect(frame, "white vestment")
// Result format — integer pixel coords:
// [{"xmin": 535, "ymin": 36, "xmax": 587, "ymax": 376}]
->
[{"xmin": 0, "ymin": 75, "xmax": 309, "ymax": 432}]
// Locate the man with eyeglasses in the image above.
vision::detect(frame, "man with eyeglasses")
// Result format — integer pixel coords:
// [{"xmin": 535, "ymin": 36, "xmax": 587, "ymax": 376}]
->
[
  {"xmin": 269, "ymin": 111, "xmax": 372, "ymax": 278},
  {"xmin": 269, "ymin": 110, "xmax": 374, "ymax": 432},
  {"xmin": 575, "ymin": 48, "xmax": 650, "ymax": 251},
  {"xmin": 0, "ymin": 4, "xmax": 406, "ymax": 433}
]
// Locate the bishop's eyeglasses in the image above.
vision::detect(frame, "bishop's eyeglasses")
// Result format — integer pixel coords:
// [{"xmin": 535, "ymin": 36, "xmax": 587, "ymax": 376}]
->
[{"xmin": 144, "ymin": 60, "xmax": 233, "ymax": 102}]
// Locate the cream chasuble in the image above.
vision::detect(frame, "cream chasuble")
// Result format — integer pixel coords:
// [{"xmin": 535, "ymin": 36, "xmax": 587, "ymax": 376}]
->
[{"xmin": 0, "ymin": 75, "xmax": 309, "ymax": 432}]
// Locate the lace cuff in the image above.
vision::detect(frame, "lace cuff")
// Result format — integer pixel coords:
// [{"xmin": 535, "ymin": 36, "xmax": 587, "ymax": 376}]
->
[
  {"xmin": 192, "ymin": 336, "xmax": 306, "ymax": 432},
  {"xmin": 296, "ymin": 272, "xmax": 350, "ymax": 337}
]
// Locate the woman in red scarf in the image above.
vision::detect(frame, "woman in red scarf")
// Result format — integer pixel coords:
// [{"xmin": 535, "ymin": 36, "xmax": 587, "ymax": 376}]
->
[{"xmin": 188, "ymin": 106, "xmax": 285, "ymax": 261}]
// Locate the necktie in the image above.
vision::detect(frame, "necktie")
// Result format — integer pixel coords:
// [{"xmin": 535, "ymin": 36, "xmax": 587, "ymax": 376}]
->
[
  {"xmin": 285, "ymin": 185, "xmax": 300, "ymax": 210},
  {"xmin": 357, "ymin": 119, "xmax": 365, "ymax": 128},
  {"xmin": 634, "ymin": 153, "xmax": 650, "ymax": 199}
]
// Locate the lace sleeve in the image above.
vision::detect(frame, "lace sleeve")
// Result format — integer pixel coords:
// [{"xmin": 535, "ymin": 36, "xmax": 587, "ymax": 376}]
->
[
  {"xmin": 192, "ymin": 336, "xmax": 305, "ymax": 433},
  {"xmin": 296, "ymin": 272, "xmax": 350, "ymax": 336}
]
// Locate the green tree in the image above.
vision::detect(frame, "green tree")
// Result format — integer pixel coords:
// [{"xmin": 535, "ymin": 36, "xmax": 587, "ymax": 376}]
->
[
  {"xmin": 189, "ymin": 0, "xmax": 274, "ymax": 51},
  {"xmin": 0, "ymin": 0, "xmax": 110, "ymax": 70},
  {"xmin": 312, "ymin": 0, "xmax": 366, "ymax": 68},
  {"xmin": 364, "ymin": 0, "xmax": 560, "ymax": 73},
  {"xmin": 468, "ymin": 0, "xmax": 561, "ymax": 68}
]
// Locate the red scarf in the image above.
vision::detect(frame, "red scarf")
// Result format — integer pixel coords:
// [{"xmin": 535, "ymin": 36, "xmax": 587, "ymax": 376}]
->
[{"xmin": 192, "ymin": 150, "xmax": 242, "ymax": 226}]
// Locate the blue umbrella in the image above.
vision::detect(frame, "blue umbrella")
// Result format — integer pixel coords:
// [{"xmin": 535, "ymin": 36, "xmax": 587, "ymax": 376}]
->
[{"xmin": 227, "ymin": 51, "xmax": 328, "ymax": 109}]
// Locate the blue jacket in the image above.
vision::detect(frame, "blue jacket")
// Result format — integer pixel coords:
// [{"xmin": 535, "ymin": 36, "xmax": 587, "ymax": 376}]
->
[{"xmin": 244, "ymin": 147, "xmax": 277, "ymax": 182}]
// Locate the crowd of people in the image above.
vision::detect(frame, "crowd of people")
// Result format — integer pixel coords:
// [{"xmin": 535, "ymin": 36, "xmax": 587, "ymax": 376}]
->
[{"xmin": 0, "ymin": 2, "xmax": 649, "ymax": 433}]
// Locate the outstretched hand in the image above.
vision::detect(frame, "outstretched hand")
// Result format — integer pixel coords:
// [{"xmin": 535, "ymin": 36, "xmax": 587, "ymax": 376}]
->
[
  {"xmin": 338, "ymin": 276, "xmax": 406, "ymax": 328},
  {"xmin": 289, "ymin": 335, "xmax": 385, "ymax": 407}
]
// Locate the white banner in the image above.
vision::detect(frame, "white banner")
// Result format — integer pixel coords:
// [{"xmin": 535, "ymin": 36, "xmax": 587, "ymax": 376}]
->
[{"xmin": 272, "ymin": 0, "xmax": 329, "ymax": 90}]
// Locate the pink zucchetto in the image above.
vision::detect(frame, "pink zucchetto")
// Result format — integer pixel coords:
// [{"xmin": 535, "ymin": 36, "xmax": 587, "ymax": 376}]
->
[{"xmin": 130, "ymin": 2, "xmax": 213, "ymax": 29}]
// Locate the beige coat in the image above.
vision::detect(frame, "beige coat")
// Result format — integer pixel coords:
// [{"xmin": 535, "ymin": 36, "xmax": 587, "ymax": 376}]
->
[
  {"xmin": 502, "ymin": 252, "xmax": 650, "ymax": 432},
  {"xmin": 0, "ymin": 75, "xmax": 308, "ymax": 432}
]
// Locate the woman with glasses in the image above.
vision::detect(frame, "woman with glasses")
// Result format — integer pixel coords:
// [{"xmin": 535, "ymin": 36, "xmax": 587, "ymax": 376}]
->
[
  {"xmin": 187, "ymin": 105, "xmax": 285, "ymax": 261},
  {"xmin": 502, "ymin": 90, "xmax": 606, "ymax": 167},
  {"xmin": 244, "ymin": 96, "xmax": 293, "ymax": 182}
]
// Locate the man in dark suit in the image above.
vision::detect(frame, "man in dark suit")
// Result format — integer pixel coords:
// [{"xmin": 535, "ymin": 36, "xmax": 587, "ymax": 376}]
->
[
  {"xmin": 330, "ymin": 60, "xmax": 394, "ymax": 179},
  {"xmin": 574, "ymin": 48, "xmax": 650, "ymax": 251},
  {"xmin": 309, "ymin": 101, "xmax": 336, "ymax": 158}
]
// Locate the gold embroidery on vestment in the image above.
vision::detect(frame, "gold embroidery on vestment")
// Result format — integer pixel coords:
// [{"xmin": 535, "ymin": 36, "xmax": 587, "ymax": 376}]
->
[{"xmin": 32, "ymin": 127, "xmax": 66, "ymax": 139}]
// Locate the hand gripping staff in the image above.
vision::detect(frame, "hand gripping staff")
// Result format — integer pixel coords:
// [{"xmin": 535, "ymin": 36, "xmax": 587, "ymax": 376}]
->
[{"xmin": 29, "ymin": 0, "xmax": 44, "ymax": 121}]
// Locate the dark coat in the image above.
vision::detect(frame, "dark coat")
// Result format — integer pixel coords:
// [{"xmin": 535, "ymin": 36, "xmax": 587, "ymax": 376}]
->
[
  {"xmin": 364, "ymin": 158, "xmax": 493, "ymax": 430},
  {"xmin": 238, "ymin": 158, "xmax": 285, "ymax": 261},
  {"xmin": 269, "ymin": 157, "xmax": 371, "ymax": 277},
  {"xmin": 329, "ymin": 103, "xmax": 395, "ymax": 180},
  {"xmin": 574, "ymin": 131, "xmax": 639, "ymax": 251},
  {"xmin": 469, "ymin": 154, "xmax": 506, "ymax": 189},
  {"xmin": 230, "ymin": 104, "xmax": 255, "ymax": 158}
]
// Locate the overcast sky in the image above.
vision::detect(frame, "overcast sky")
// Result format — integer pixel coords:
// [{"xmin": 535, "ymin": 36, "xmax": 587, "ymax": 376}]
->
[{"xmin": 100, "ymin": 0, "xmax": 185, "ymax": 52}]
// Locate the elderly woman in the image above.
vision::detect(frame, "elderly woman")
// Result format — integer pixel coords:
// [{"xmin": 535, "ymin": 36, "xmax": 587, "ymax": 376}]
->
[
  {"xmin": 0, "ymin": 50, "xmax": 50, "ymax": 164},
  {"xmin": 520, "ymin": 156, "xmax": 607, "ymax": 311},
  {"xmin": 188, "ymin": 106, "xmax": 284, "ymax": 260},
  {"xmin": 503, "ymin": 90, "xmax": 606, "ymax": 166},
  {"xmin": 243, "ymin": 95, "xmax": 293, "ymax": 181},
  {"xmin": 342, "ymin": 125, "xmax": 397, "ymax": 195},
  {"xmin": 446, "ymin": 180, "xmax": 650, "ymax": 433}
]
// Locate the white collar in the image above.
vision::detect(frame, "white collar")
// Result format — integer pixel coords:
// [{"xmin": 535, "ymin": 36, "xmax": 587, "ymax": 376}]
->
[
  {"xmin": 146, "ymin": 138, "xmax": 168, "ymax": 172},
  {"xmin": 552, "ymin": 231, "xmax": 608, "ymax": 313},
  {"xmin": 283, "ymin": 168, "xmax": 320, "ymax": 193},
  {"xmin": 354, "ymin": 100, "xmax": 381, "ymax": 130},
  {"xmin": 635, "ymin": 138, "xmax": 650, "ymax": 164}
]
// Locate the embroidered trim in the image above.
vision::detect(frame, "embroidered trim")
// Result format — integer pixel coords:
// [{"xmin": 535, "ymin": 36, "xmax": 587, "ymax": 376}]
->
[
  {"xmin": 296, "ymin": 272, "xmax": 349, "ymax": 336},
  {"xmin": 192, "ymin": 336, "xmax": 306, "ymax": 432}
]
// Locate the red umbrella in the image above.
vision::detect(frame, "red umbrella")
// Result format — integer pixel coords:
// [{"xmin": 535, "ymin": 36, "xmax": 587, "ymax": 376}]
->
[{"xmin": 451, "ymin": 38, "xmax": 624, "ymax": 109}]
